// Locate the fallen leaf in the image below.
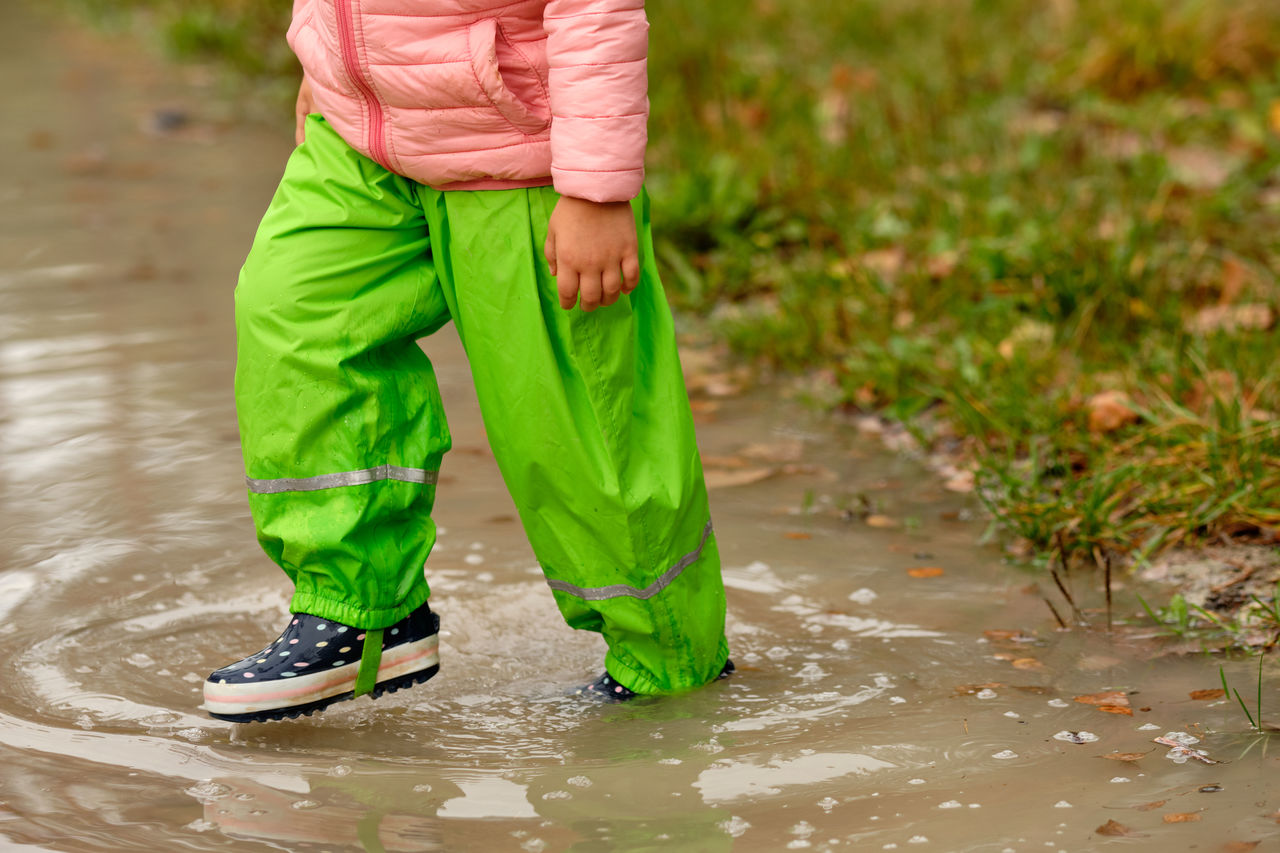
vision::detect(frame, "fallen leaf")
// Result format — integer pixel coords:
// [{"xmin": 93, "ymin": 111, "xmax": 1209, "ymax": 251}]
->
[
  {"xmin": 1190, "ymin": 688, "xmax": 1226, "ymax": 701},
  {"xmin": 704, "ymin": 374, "xmax": 744, "ymax": 397},
  {"xmin": 783, "ymin": 531, "xmax": 812, "ymax": 540},
  {"xmin": 1219, "ymin": 257, "xmax": 1248, "ymax": 305},
  {"xmin": 1163, "ymin": 812, "xmax": 1202, "ymax": 823},
  {"xmin": 1134, "ymin": 800, "xmax": 1167, "ymax": 812},
  {"xmin": 1102, "ymin": 752, "xmax": 1147, "ymax": 762},
  {"xmin": 1185, "ymin": 304, "xmax": 1274, "ymax": 336},
  {"xmin": 1095, "ymin": 819, "xmax": 1141, "ymax": 837},
  {"xmin": 906, "ymin": 567, "xmax": 945, "ymax": 578},
  {"xmin": 983, "ymin": 629, "xmax": 1035, "ymax": 643},
  {"xmin": 1087, "ymin": 391, "xmax": 1140, "ymax": 434},
  {"xmin": 1220, "ymin": 843, "xmax": 1259, "ymax": 852},
  {"xmin": 860, "ymin": 247, "xmax": 905, "ymax": 279},
  {"xmin": 1270, "ymin": 100, "xmax": 1280, "ymax": 136},
  {"xmin": 1098, "ymin": 704, "xmax": 1135, "ymax": 716},
  {"xmin": 1012, "ymin": 658, "xmax": 1044, "ymax": 671},
  {"xmin": 704, "ymin": 467, "xmax": 774, "ymax": 489},
  {"xmin": 1165, "ymin": 145, "xmax": 1238, "ymax": 190},
  {"xmin": 925, "ymin": 250, "xmax": 959, "ymax": 280},
  {"xmin": 690, "ymin": 399, "xmax": 720, "ymax": 424},
  {"xmin": 865, "ymin": 514, "xmax": 899, "ymax": 529},
  {"xmin": 943, "ymin": 470, "xmax": 975, "ymax": 492},
  {"xmin": 740, "ymin": 440, "xmax": 804, "ymax": 463},
  {"xmin": 1074, "ymin": 691, "xmax": 1130, "ymax": 707}
]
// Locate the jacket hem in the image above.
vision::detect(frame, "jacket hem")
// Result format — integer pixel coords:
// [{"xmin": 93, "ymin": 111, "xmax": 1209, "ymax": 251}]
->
[{"xmin": 428, "ymin": 176, "xmax": 554, "ymax": 192}]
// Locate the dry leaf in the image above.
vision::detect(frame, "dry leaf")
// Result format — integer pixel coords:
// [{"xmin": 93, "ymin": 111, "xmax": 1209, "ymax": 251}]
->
[
  {"xmin": 1102, "ymin": 752, "xmax": 1147, "ymax": 762},
  {"xmin": 860, "ymin": 247, "xmax": 905, "ymax": 279},
  {"xmin": 1010, "ymin": 685, "xmax": 1052, "ymax": 695},
  {"xmin": 1270, "ymin": 100, "xmax": 1280, "ymax": 136},
  {"xmin": 906, "ymin": 567, "xmax": 945, "ymax": 578},
  {"xmin": 1087, "ymin": 391, "xmax": 1140, "ymax": 434},
  {"xmin": 925, "ymin": 250, "xmax": 959, "ymax": 280},
  {"xmin": 1134, "ymin": 800, "xmax": 1167, "ymax": 812},
  {"xmin": 704, "ymin": 467, "xmax": 774, "ymax": 489},
  {"xmin": 783, "ymin": 531, "xmax": 812, "ymax": 540},
  {"xmin": 1219, "ymin": 257, "xmax": 1248, "ymax": 305},
  {"xmin": 690, "ymin": 399, "xmax": 720, "ymax": 424},
  {"xmin": 1074, "ymin": 691, "xmax": 1130, "ymax": 707},
  {"xmin": 1011, "ymin": 658, "xmax": 1044, "ymax": 671},
  {"xmin": 983, "ymin": 629, "xmax": 1034, "ymax": 643},
  {"xmin": 1185, "ymin": 304, "xmax": 1274, "ymax": 335},
  {"xmin": 1098, "ymin": 704, "xmax": 1135, "ymax": 716},
  {"xmin": 865, "ymin": 514, "xmax": 899, "ymax": 529},
  {"xmin": 740, "ymin": 440, "xmax": 805, "ymax": 463},
  {"xmin": 1166, "ymin": 145, "xmax": 1237, "ymax": 190},
  {"xmin": 1096, "ymin": 819, "xmax": 1141, "ymax": 837},
  {"xmin": 1220, "ymin": 843, "xmax": 1259, "ymax": 852},
  {"xmin": 1190, "ymin": 689, "xmax": 1226, "ymax": 701},
  {"xmin": 1163, "ymin": 813, "xmax": 1202, "ymax": 824},
  {"xmin": 943, "ymin": 470, "xmax": 975, "ymax": 493}
]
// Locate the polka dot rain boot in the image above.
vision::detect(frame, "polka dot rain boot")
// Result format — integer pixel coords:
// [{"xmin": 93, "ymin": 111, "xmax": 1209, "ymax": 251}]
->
[
  {"xmin": 577, "ymin": 659, "xmax": 735, "ymax": 702},
  {"xmin": 203, "ymin": 601, "xmax": 439, "ymax": 723}
]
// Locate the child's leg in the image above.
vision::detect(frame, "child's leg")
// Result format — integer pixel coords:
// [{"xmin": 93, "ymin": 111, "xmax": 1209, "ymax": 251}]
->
[
  {"xmin": 421, "ymin": 186, "xmax": 729, "ymax": 694},
  {"xmin": 235, "ymin": 116, "xmax": 452, "ymax": 630}
]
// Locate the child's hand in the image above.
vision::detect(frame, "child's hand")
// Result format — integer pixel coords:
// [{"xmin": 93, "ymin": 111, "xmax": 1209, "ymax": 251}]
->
[
  {"xmin": 544, "ymin": 197, "xmax": 641, "ymax": 311},
  {"xmin": 295, "ymin": 76, "xmax": 315, "ymax": 146}
]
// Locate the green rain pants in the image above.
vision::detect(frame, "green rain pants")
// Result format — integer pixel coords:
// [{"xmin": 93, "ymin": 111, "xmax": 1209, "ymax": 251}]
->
[{"xmin": 234, "ymin": 116, "xmax": 728, "ymax": 694}]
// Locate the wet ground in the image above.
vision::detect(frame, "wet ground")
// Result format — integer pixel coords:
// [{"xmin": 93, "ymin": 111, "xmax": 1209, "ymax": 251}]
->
[{"xmin": 1, "ymin": 5, "xmax": 1277, "ymax": 852}]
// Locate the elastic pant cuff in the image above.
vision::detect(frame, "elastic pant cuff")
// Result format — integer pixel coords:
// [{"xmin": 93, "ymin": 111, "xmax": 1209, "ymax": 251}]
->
[
  {"xmin": 605, "ymin": 637, "xmax": 730, "ymax": 696},
  {"xmin": 290, "ymin": 583, "xmax": 430, "ymax": 630}
]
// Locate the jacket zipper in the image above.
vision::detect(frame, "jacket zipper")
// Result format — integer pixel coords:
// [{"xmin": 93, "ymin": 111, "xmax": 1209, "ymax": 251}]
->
[{"xmin": 334, "ymin": 0, "xmax": 389, "ymax": 169}]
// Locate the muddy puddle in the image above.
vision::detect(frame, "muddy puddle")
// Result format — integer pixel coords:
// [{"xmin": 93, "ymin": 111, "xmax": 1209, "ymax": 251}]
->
[{"xmin": 1, "ymin": 5, "xmax": 1276, "ymax": 852}]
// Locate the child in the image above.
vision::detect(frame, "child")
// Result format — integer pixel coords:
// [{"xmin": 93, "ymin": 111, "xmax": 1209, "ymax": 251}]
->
[{"xmin": 202, "ymin": 0, "xmax": 731, "ymax": 722}]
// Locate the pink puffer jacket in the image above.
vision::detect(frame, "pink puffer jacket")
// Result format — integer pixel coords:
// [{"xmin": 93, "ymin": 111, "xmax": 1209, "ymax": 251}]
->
[{"xmin": 287, "ymin": 0, "xmax": 648, "ymax": 203}]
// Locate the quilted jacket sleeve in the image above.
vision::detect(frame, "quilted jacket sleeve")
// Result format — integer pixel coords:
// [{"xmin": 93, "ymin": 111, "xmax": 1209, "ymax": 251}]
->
[{"xmin": 543, "ymin": 0, "xmax": 649, "ymax": 202}]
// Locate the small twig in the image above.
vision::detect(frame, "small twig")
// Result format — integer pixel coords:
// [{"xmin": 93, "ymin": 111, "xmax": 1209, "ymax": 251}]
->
[
  {"xmin": 1209, "ymin": 561, "xmax": 1258, "ymax": 595},
  {"xmin": 1052, "ymin": 532, "xmax": 1089, "ymax": 625},
  {"xmin": 1042, "ymin": 593, "xmax": 1068, "ymax": 629},
  {"xmin": 1103, "ymin": 549, "xmax": 1114, "ymax": 633}
]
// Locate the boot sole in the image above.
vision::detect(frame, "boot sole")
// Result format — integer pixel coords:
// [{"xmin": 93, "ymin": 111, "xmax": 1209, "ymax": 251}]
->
[{"xmin": 207, "ymin": 664, "xmax": 439, "ymax": 724}]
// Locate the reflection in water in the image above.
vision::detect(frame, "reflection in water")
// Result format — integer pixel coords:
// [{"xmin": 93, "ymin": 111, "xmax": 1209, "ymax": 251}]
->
[
  {"xmin": 694, "ymin": 752, "xmax": 898, "ymax": 803},
  {"xmin": 0, "ymin": 5, "xmax": 1277, "ymax": 852}
]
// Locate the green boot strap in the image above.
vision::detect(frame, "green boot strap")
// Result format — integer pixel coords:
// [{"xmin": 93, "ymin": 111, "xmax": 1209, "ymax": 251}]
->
[{"xmin": 354, "ymin": 628, "xmax": 384, "ymax": 697}]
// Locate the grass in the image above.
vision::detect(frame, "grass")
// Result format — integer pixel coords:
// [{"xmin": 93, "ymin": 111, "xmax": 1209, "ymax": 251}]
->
[
  {"xmin": 646, "ymin": 0, "xmax": 1280, "ymax": 566},
  {"xmin": 1220, "ymin": 656, "xmax": 1265, "ymax": 731},
  {"xmin": 55, "ymin": 0, "xmax": 1280, "ymax": 626}
]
